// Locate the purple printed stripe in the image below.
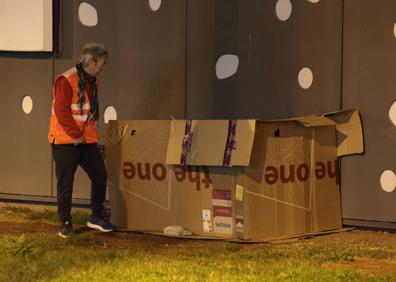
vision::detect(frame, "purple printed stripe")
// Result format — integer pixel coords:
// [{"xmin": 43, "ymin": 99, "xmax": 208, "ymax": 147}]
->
[
  {"xmin": 180, "ymin": 120, "xmax": 193, "ymax": 165},
  {"xmin": 223, "ymin": 120, "xmax": 237, "ymax": 166},
  {"xmin": 212, "ymin": 189, "xmax": 232, "ymax": 200},
  {"xmin": 213, "ymin": 206, "xmax": 232, "ymax": 217}
]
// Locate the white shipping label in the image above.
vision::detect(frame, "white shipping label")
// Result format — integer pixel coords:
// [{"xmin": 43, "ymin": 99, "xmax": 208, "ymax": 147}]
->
[
  {"xmin": 235, "ymin": 216, "xmax": 244, "ymax": 233},
  {"xmin": 203, "ymin": 220, "xmax": 213, "ymax": 233},
  {"xmin": 202, "ymin": 209, "xmax": 211, "ymax": 221},
  {"xmin": 212, "ymin": 199, "xmax": 232, "ymax": 207},
  {"xmin": 213, "ymin": 216, "xmax": 233, "ymax": 235},
  {"xmin": 202, "ymin": 209, "xmax": 212, "ymax": 232}
]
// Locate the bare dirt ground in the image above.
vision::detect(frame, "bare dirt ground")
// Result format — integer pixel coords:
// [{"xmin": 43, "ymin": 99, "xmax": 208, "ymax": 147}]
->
[{"xmin": 307, "ymin": 230, "xmax": 396, "ymax": 274}]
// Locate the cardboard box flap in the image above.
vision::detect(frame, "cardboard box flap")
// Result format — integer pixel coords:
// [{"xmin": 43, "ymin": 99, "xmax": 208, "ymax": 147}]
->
[
  {"xmin": 288, "ymin": 109, "xmax": 363, "ymax": 157},
  {"xmin": 106, "ymin": 120, "xmax": 129, "ymax": 145},
  {"xmin": 323, "ymin": 109, "xmax": 364, "ymax": 157},
  {"xmin": 166, "ymin": 120, "xmax": 256, "ymax": 166},
  {"xmin": 292, "ymin": 115, "xmax": 337, "ymax": 127}
]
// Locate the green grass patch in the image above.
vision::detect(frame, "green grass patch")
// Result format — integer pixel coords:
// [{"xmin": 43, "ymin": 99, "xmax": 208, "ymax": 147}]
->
[
  {"xmin": 1, "ymin": 206, "xmax": 396, "ymax": 281},
  {"xmin": 0, "ymin": 233, "xmax": 396, "ymax": 282},
  {"xmin": 0, "ymin": 205, "xmax": 90, "ymax": 225},
  {"xmin": 1, "ymin": 234, "xmax": 395, "ymax": 282}
]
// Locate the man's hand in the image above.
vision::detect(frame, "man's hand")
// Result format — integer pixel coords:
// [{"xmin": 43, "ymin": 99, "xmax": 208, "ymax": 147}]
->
[{"xmin": 73, "ymin": 137, "xmax": 85, "ymax": 146}]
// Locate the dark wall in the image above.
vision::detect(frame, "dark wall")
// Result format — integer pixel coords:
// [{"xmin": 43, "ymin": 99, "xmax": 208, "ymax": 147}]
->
[
  {"xmin": 58, "ymin": 0, "xmax": 186, "ymax": 124},
  {"xmin": 0, "ymin": 56, "xmax": 53, "ymax": 197},
  {"xmin": 236, "ymin": 0, "xmax": 342, "ymax": 119},
  {"xmin": 186, "ymin": 0, "xmax": 342, "ymax": 119},
  {"xmin": 341, "ymin": 0, "xmax": 396, "ymax": 223},
  {"xmin": 185, "ymin": 0, "xmax": 215, "ymax": 119}
]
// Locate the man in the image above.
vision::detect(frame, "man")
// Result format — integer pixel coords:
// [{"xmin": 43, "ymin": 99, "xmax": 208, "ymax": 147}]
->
[{"xmin": 48, "ymin": 42, "xmax": 115, "ymax": 237}]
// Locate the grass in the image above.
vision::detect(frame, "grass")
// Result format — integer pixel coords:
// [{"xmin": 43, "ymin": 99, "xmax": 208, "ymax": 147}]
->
[
  {"xmin": 0, "ymin": 205, "xmax": 90, "ymax": 225},
  {"xmin": 0, "ymin": 236, "xmax": 391, "ymax": 282},
  {"xmin": 1, "ymin": 205, "xmax": 396, "ymax": 281}
]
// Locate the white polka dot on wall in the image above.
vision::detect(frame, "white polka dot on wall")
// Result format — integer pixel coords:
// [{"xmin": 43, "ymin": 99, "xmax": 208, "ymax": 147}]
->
[
  {"xmin": 393, "ymin": 23, "xmax": 396, "ymax": 39},
  {"xmin": 216, "ymin": 54, "xmax": 239, "ymax": 80},
  {"xmin": 275, "ymin": 0, "xmax": 292, "ymax": 22},
  {"xmin": 388, "ymin": 101, "xmax": 396, "ymax": 126},
  {"xmin": 149, "ymin": 0, "xmax": 161, "ymax": 11},
  {"xmin": 22, "ymin": 95, "xmax": 33, "ymax": 114},
  {"xmin": 298, "ymin": 67, "xmax": 314, "ymax": 90},
  {"xmin": 78, "ymin": 2, "xmax": 98, "ymax": 27},
  {"xmin": 104, "ymin": 106, "xmax": 118, "ymax": 124},
  {"xmin": 380, "ymin": 170, "xmax": 396, "ymax": 193}
]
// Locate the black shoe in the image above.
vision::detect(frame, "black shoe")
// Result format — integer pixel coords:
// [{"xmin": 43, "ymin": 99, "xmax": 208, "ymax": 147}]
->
[
  {"xmin": 58, "ymin": 221, "xmax": 75, "ymax": 238},
  {"xmin": 87, "ymin": 215, "xmax": 116, "ymax": 232}
]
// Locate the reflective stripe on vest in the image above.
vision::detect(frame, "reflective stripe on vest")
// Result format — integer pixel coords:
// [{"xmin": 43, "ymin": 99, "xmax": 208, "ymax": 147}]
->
[{"xmin": 70, "ymin": 103, "xmax": 90, "ymax": 110}]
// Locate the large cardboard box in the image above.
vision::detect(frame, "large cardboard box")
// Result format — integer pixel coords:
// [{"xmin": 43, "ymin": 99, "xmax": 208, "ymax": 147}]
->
[{"xmin": 105, "ymin": 110, "xmax": 363, "ymax": 240}]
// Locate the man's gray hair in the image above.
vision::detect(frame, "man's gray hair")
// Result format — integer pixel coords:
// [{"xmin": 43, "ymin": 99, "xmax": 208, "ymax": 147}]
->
[{"xmin": 80, "ymin": 42, "xmax": 109, "ymax": 66}]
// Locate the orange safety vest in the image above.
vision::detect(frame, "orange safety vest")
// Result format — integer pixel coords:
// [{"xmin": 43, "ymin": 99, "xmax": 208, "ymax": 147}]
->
[{"xmin": 48, "ymin": 67, "xmax": 99, "ymax": 144}]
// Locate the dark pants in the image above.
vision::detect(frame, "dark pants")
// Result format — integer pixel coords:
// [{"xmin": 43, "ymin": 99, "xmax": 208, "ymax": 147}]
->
[{"xmin": 52, "ymin": 143, "xmax": 107, "ymax": 223}]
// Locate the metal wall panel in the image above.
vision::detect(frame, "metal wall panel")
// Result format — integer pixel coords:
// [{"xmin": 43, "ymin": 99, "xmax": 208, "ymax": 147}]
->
[
  {"xmin": 236, "ymin": 0, "xmax": 342, "ymax": 119},
  {"xmin": 185, "ymin": 0, "xmax": 215, "ymax": 119},
  {"xmin": 186, "ymin": 0, "xmax": 342, "ymax": 119},
  {"xmin": 342, "ymin": 0, "xmax": 396, "ymax": 223},
  {"xmin": 0, "ymin": 56, "xmax": 53, "ymax": 196}
]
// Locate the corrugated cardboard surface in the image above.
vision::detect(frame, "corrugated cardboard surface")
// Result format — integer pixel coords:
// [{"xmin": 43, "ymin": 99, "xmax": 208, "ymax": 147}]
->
[
  {"xmin": 324, "ymin": 110, "xmax": 363, "ymax": 157},
  {"xmin": 174, "ymin": 167, "xmax": 240, "ymax": 238},
  {"xmin": 106, "ymin": 120, "xmax": 240, "ymax": 237},
  {"xmin": 106, "ymin": 120, "xmax": 178, "ymax": 231},
  {"xmin": 107, "ymin": 113, "xmax": 359, "ymax": 239},
  {"xmin": 166, "ymin": 120, "xmax": 256, "ymax": 166},
  {"xmin": 242, "ymin": 121, "xmax": 315, "ymax": 239},
  {"xmin": 242, "ymin": 122, "xmax": 341, "ymax": 239},
  {"xmin": 292, "ymin": 109, "xmax": 363, "ymax": 157}
]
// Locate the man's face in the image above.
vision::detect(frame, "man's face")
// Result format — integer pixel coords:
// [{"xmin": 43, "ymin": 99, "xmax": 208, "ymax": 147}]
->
[{"xmin": 85, "ymin": 56, "xmax": 107, "ymax": 77}]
